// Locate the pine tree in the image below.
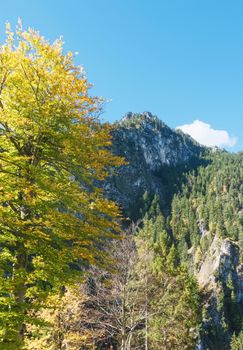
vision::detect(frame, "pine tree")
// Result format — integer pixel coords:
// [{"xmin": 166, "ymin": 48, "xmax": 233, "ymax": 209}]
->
[
  {"xmin": 230, "ymin": 331, "xmax": 243, "ymax": 350},
  {"xmin": 137, "ymin": 215, "xmax": 200, "ymax": 350}
]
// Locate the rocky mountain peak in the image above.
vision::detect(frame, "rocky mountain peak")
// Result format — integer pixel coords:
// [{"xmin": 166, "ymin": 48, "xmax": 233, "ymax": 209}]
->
[
  {"xmin": 118, "ymin": 111, "xmax": 167, "ymax": 131},
  {"xmin": 106, "ymin": 112, "xmax": 206, "ymax": 219},
  {"xmin": 120, "ymin": 111, "xmax": 157, "ymax": 123}
]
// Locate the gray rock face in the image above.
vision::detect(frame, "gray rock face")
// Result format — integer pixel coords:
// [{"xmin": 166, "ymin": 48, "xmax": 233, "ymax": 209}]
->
[
  {"xmin": 236, "ymin": 264, "xmax": 243, "ymax": 303},
  {"xmin": 106, "ymin": 112, "xmax": 204, "ymax": 218},
  {"xmin": 196, "ymin": 237, "xmax": 240, "ymax": 293},
  {"xmin": 192, "ymin": 236, "xmax": 243, "ymax": 349}
]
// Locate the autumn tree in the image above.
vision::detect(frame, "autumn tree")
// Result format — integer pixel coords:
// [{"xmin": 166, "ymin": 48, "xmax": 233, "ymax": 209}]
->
[
  {"xmin": 78, "ymin": 225, "xmax": 146, "ymax": 350},
  {"xmin": 42, "ymin": 214, "xmax": 200, "ymax": 350},
  {"xmin": 0, "ymin": 22, "xmax": 123, "ymax": 349},
  {"xmin": 25, "ymin": 226, "xmax": 146, "ymax": 350}
]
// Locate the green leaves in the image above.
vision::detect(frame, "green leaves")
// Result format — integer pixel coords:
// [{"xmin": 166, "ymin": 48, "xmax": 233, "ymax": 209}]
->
[{"xmin": 0, "ymin": 22, "xmax": 123, "ymax": 348}]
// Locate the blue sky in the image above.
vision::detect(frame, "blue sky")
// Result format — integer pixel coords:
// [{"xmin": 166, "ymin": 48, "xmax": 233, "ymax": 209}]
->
[{"xmin": 0, "ymin": 0, "xmax": 242, "ymax": 151}]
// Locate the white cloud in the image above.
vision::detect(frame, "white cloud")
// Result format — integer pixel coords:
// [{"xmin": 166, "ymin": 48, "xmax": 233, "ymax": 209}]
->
[{"xmin": 176, "ymin": 120, "xmax": 237, "ymax": 148}]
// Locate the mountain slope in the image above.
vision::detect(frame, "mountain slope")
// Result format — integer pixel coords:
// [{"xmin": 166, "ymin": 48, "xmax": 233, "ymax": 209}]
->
[
  {"xmin": 105, "ymin": 111, "xmax": 206, "ymax": 219},
  {"xmin": 171, "ymin": 151, "xmax": 243, "ymax": 349},
  {"xmin": 105, "ymin": 112, "xmax": 243, "ymax": 349}
]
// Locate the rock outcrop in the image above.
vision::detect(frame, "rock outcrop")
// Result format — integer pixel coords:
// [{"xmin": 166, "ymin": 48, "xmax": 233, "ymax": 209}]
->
[
  {"xmin": 106, "ymin": 112, "xmax": 204, "ymax": 219},
  {"xmin": 196, "ymin": 237, "xmax": 240, "ymax": 291},
  {"xmin": 193, "ymin": 236, "xmax": 243, "ymax": 349}
]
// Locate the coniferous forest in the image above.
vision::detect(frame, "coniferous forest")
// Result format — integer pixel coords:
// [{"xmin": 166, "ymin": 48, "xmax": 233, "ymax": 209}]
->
[{"xmin": 0, "ymin": 24, "xmax": 242, "ymax": 350}]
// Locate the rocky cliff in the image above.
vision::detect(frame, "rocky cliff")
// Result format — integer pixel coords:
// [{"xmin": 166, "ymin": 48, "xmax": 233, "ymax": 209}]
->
[
  {"xmin": 193, "ymin": 236, "xmax": 242, "ymax": 349},
  {"xmin": 105, "ymin": 111, "xmax": 205, "ymax": 219}
]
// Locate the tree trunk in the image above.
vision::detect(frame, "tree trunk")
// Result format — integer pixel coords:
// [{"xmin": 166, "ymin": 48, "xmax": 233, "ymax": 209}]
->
[
  {"xmin": 120, "ymin": 331, "xmax": 126, "ymax": 350},
  {"xmin": 145, "ymin": 299, "xmax": 148, "ymax": 350},
  {"xmin": 126, "ymin": 332, "xmax": 132, "ymax": 350},
  {"xmin": 12, "ymin": 244, "xmax": 28, "ymax": 347}
]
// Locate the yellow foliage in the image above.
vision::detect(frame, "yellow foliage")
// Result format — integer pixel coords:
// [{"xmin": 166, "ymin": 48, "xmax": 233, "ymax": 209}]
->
[{"xmin": 0, "ymin": 22, "xmax": 124, "ymax": 348}]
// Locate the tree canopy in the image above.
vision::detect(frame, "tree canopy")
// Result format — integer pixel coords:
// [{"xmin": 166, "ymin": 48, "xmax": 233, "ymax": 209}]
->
[{"xmin": 0, "ymin": 22, "xmax": 123, "ymax": 348}]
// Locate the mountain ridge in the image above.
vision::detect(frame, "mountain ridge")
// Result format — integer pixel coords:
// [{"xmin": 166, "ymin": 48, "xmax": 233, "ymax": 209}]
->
[{"xmin": 106, "ymin": 111, "xmax": 206, "ymax": 219}]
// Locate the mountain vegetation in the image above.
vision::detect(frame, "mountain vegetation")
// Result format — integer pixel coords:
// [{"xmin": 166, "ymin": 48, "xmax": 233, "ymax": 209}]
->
[
  {"xmin": 171, "ymin": 151, "xmax": 243, "ymax": 256},
  {"xmin": 25, "ymin": 210, "xmax": 201, "ymax": 350},
  {"xmin": 171, "ymin": 151, "xmax": 243, "ymax": 349},
  {"xmin": 0, "ymin": 25, "xmax": 242, "ymax": 350}
]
